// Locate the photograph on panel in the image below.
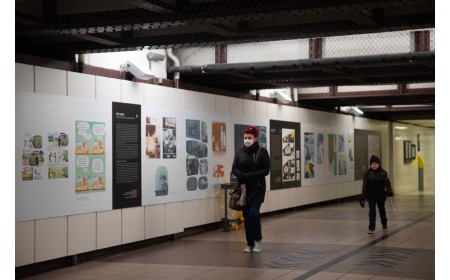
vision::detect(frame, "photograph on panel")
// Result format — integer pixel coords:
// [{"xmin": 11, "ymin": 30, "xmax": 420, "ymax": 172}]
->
[
  {"xmin": 163, "ymin": 117, "xmax": 177, "ymax": 158},
  {"xmin": 282, "ymin": 159, "xmax": 295, "ymax": 181},
  {"xmin": 186, "ymin": 156, "xmax": 199, "ymax": 176},
  {"xmin": 187, "ymin": 177, "xmax": 197, "ymax": 191},
  {"xmin": 282, "ymin": 128, "xmax": 296, "ymax": 182},
  {"xmin": 199, "ymin": 158, "xmax": 208, "ymax": 175},
  {"xmin": 198, "ymin": 176, "xmax": 208, "ymax": 190},
  {"xmin": 146, "ymin": 116, "xmax": 160, "ymax": 159},
  {"xmin": 186, "ymin": 119, "xmax": 200, "ymax": 140},
  {"xmin": 155, "ymin": 166, "xmax": 168, "ymax": 196},
  {"xmin": 186, "ymin": 118, "xmax": 210, "ymax": 191},
  {"xmin": 186, "ymin": 140, "xmax": 208, "ymax": 158},
  {"xmin": 201, "ymin": 120, "xmax": 208, "ymax": 143}
]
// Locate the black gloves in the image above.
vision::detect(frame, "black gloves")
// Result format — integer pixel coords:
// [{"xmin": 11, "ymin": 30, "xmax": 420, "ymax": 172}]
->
[
  {"xmin": 387, "ymin": 192, "xmax": 394, "ymax": 197},
  {"xmin": 359, "ymin": 195, "xmax": 365, "ymax": 201},
  {"xmin": 236, "ymin": 173, "xmax": 248, "ymax": 182},
  {"xmin": 233, "ymin": 170, "xmax": 245, "ymax": 182}
]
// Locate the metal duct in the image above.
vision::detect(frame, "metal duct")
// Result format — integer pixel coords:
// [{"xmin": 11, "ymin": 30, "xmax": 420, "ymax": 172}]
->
[
  {"xmin": 168, "ymin": 51, "xmax": 434, "ymax": 74},
  {"xmin": 166, "ymin": 48, "xmax": 180, "ymax": 88}
]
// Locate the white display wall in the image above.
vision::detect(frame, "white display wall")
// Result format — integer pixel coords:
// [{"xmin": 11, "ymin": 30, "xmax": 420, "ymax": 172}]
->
[
  {"xmin": 16, "ymin": 90, "xmax": 273, "ymax": 222},
  {"xmin": 16, "ymin": 92, "xmax": 113, "ymax": 222},
  {"xmin": 16, "ymin": 87, "xmax": 363, "ymax": 222},
  {"xmin": 15, "ymin": 63, "xmax": 435, "ymax": 268}
]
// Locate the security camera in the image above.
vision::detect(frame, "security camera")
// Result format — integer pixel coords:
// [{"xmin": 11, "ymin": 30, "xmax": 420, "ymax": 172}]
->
[
  {"xmin": 146, "ymin": 52, "xmax": 165, "ymax": 61},
  {"xmin": 120, "ymin": 60, "xmax": 155, "ymax": 80},
  {"xmin": 347, "ymin": 106, "xmax": 364, "ymax": 116},
  {"xmin": 270, "ymin": 89, "xmax": 293, "ymax": 104}
]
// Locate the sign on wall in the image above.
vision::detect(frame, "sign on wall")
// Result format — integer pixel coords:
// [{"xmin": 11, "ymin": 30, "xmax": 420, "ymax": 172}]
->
[
  {"xmin": 112, "ymin": 102, "xmax": 142, "ymax": 209},
  {"xmin": 269, "ymin": 119, "xmax": 301, "ymax": 190}
]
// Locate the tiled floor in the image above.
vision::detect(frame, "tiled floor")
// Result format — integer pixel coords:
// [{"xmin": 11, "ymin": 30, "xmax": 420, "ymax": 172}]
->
[{"xmin": 22, "ymin": 187, "xmax": 435, "ymax": 280}]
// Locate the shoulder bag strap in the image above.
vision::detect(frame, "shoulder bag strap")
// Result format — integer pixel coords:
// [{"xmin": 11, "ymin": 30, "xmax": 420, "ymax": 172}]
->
[{"xmin": 253, "ymin": 148, "xmax": 260, "ymax": 169}]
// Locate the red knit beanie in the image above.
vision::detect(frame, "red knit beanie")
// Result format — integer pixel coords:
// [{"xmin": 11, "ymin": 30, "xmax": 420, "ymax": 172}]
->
[{"xmin": 244, "ymin": 126, "xmax": 259, "ymax": 138}]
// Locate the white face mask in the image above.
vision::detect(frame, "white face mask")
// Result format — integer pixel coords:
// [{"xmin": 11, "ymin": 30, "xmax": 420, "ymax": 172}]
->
[{"xmin": 244, "ymin": 139, "xmax": 254, "ymax": 148}]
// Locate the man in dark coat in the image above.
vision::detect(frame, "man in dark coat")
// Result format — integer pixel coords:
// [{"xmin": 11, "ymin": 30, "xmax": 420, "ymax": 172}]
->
[
  {"xmin": 232, "ymin": 125, "xmax": 270, "ymax": 253},
  {"xmin": 360, "ymin": 155, "xmax": 394, "ymax": 234}
]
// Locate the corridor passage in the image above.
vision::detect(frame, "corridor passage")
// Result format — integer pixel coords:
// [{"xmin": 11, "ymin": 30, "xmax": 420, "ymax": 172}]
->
[{"xmin": 23, "ymin": 187, "xmax": 435, "ymax": 280}]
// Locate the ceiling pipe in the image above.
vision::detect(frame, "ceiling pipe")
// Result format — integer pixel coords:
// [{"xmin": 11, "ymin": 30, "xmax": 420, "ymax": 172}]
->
[
  {"xmin": 168, "ymin": 51, "xmax": 434, "ymax": 74},
  {"xmin": 75, "ymin": 53, "xmax": 85, "ymax": 73},
  {"xmin": 166, "ymin": 48, "xmax": 180, "ymax": 88}
]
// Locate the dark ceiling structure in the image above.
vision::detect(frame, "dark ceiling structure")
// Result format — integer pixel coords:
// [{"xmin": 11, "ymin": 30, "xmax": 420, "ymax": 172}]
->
[{"xmin": 16, "ymin": 0, "xmax": 435, "ymax": 126}]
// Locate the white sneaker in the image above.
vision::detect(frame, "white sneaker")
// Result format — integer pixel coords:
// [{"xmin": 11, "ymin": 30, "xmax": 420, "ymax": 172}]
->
[
  {"xmin": 243, "ymin": 246, "xmax": 253, "ymax": 253},
  {"xmin": 253, "ymin": 241, "xmax": 262, "ymax": 253}
]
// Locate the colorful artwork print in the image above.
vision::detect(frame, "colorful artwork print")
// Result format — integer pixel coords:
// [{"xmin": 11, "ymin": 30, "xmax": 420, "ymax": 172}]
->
[
  {"xmin": 75, "ymin": 155, "xmax": 106, "ymax": 192},
  {"xmin": 48, "ymin": 131, "xmax": 70, "ymax": 180},
  {"xmin": 213, "ymin": 164, "xmax": 225, "ymax": 178},
  {"xmin": 304, "ymin": 133, "xmax": 315, "ymax": 179},
  {"xmin": 212, "ymin": 122, "xmax": 226, "ymax": 156},
  {"xmin": 75, "ymin": 121, "xmax": 106, "ymax": 193},
  {"xmin": 21, "ymin": 133, "xmax": 46, "ymax": 181}
]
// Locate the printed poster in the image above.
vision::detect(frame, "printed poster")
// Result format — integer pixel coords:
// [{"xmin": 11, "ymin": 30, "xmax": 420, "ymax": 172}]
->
[{"xmin": 75, "ymin": 121, "xmax": 106, "ymax": 193}]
